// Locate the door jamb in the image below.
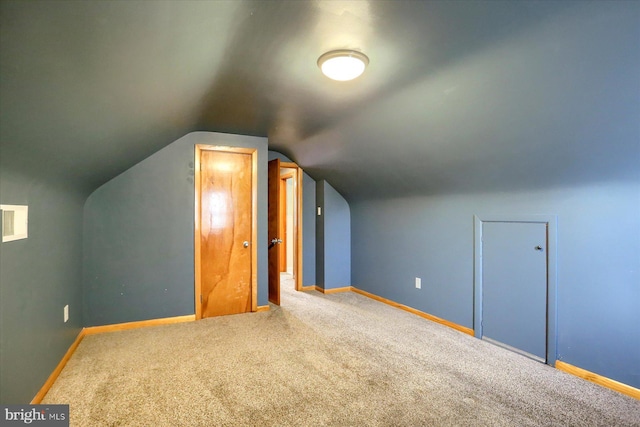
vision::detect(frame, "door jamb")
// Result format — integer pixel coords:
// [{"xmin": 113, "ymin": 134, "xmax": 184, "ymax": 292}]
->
[
  {"xmin": 473, "ymin": 214, "xmax": 558, "ymax": 365},
  {"xmin": 194, "ymin": 144, "xmax": 259, "ymax": 319},
  {"xmin": 279, "ymin": 172, "xmax": 295, "ymax": 273},
  {"xmin": 280, "ymin": 162, "xmax": 303, "ymax": 292}
]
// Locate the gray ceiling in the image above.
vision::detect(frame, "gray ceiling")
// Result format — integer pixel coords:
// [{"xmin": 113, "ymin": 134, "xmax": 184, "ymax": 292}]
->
[{"xmin": 1, "ymin": 1, "xmax": 638, "ymax": 200}]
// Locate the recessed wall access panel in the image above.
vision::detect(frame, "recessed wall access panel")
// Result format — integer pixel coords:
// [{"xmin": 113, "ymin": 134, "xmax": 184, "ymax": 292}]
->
[{"xmin": 1, "ymin": 205, "xmax": 28, "ymax": 242}]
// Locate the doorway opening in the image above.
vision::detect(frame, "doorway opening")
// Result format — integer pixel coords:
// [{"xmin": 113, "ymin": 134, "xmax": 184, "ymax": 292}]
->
[{"xmin": 268, "ymin": 159, "xmax": 303, "ymax": 305}]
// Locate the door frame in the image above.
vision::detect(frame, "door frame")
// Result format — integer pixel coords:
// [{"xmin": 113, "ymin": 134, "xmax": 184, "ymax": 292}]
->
[
  {"xmin": 279, "ymin": 172, "xmax": 294, "ymax": 273},
  {"xmin": 280, "ymin": 162, "xmax": 303, "ymax": 292},
  {"xmin": 268, "ymin": 158, "xmax": 282, "ymax": 305},
  {"xmin": 194, "ymin": 144, "xmax": 258, "ymax": 319},
  {"xmin": 473, "ymin": 214, "xmax": 558, "ymax": 365},
  {"xmin": 268, "ymin": 160, "xmax": 304, "ymax": 304}
]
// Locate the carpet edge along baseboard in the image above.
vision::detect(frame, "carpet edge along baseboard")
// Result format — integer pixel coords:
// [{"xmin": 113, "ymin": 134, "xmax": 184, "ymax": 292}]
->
[
  {"xmin": 555, "ymin": 361, "xmax": 639, "ymax": 400},
  {"xmin": 31, "ymin": 314, "xmax": 196, "ymax": 404},
  {"xmin": 315, "ymin": 286, "xmax": 352, "ymax": 294},
  {"xmin": 83, "ymin": 314, "xmax": 196, "ymax": 335},
  {"xmin": 351, "ymin": 287, "xmax": 639, "ymax": 401},
  {"xmin": 31, "ymin": 305, "xmax": 639, "ymax": 404},
  {"xmin": 30, "ymin": 329, "xmax": 86, "ymax": 404},
  {"xmin": 350, "ymin": 287, "xmax": 475, "ymax": 336}
]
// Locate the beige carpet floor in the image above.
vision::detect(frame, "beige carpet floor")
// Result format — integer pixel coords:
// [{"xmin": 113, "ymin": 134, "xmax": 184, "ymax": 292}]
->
[{"xmin": 43, "ymin": 276, "xmax": 640, "ymax": 426}]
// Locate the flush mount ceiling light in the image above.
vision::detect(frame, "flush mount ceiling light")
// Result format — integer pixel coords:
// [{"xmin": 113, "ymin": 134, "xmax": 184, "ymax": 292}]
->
[{"xmin": 318, "ymin": 50, "xmax": 369, "ymax": 81}]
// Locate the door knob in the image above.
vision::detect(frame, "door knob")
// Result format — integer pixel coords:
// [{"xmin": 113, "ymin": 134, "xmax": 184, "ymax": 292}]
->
[
  {"xmin": 243, "ymin": 241, "xmax": 250, "ymax": 248},
  {"xmin": 535, "ymin": 246, "xmax": 543, "ymax": 251}
]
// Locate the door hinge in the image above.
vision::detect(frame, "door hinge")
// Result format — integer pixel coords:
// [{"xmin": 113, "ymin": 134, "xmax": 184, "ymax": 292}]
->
[{"xmin": 200, "ymin": 294, "xmax": 203, "ymax": 303}]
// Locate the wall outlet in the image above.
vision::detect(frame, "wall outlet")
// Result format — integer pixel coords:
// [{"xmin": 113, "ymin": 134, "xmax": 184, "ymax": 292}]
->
[
  {"xmin": 415, "ymin": 277, "xmax": 422, "ymax": 289},
  {"xmin": 64, "ymin": 305, "xmax": 69, "ymax": 323}
]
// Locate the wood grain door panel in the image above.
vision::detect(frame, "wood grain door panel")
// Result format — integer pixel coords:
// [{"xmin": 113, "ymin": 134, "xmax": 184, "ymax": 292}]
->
[{"xmin": 198, "ymin": 148, "xmax": 253, "ymax": 318}]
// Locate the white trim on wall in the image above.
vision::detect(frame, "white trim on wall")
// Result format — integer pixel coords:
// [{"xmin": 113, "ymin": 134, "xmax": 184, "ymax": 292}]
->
[{"xmin": 1, "ymin": 204, "xmax": 28, "ymax": 242}]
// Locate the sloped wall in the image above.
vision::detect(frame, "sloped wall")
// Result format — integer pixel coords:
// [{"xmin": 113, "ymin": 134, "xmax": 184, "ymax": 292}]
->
[
  {"xmin": 351, "ymin": 182, "xmax": 640, "ymax": 388},
  {"xmin": 83, "ymin": 132, "xmax": 268, "ymax": 326},
  {"xmin": 316, "ymin": 180, "xmax": 351, "ymax": 290},
  {"xmin": 0, "ymin": 171, "xmax": 84, "ymax": 403}
]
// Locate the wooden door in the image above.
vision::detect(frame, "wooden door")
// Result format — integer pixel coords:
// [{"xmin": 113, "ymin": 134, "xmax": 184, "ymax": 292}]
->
[
  {"xmin": 195, "ymin": 146, "xmax": 256, "ymax": 318},
  {"xmin": 268, "ymin": 159, "xmax": 281, "ymax": 305}
]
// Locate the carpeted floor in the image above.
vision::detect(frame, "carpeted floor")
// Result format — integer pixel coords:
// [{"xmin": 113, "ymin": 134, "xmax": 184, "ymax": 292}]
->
[{"xmin": 43, "ymin": 276, "xmax": 640, "ymax": 426}]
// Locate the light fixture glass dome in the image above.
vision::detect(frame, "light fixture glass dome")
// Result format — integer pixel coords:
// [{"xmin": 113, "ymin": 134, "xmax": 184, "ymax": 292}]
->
[{"xmin": 318, "ymin": 50, "xmax": 369, "ymax": 81}]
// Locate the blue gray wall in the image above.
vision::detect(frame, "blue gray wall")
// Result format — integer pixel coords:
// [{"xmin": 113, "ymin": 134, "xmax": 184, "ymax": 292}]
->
[
  {"xmin": 302, "ymin": 173, "xmax": 317, "ymax": 287},
  {"xmin": 316, "ymin": 180, "xmax": 351, "ymax": 290},
  {"xmin": 316, "ymin": 181, "xmax": 325, "ymax": 289},
  {"xmin": 0, "ymin": 170, "xmax": 84, "ymax": 404},
  {"xmin": 351, "ymin": 182, "xmax": 640, "ymax": 388},
  {"xmin": 267, "ymin": 151, "xmax": 316, "ymax": 287},
  {"xmin": 83, "ymin": 132, "xmax": 268, "ymax": 326}
]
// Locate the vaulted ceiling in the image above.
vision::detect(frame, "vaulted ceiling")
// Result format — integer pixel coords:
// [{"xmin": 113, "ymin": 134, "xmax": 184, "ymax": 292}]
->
[{"xmin": 1, "ymin": 1, "xmax": 638, "ymax": 200}]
